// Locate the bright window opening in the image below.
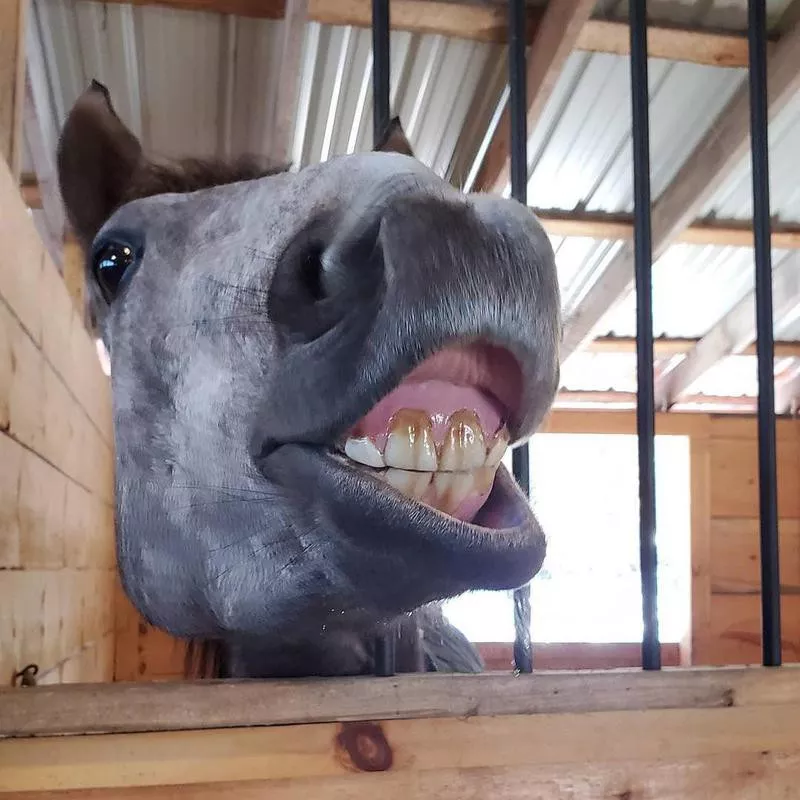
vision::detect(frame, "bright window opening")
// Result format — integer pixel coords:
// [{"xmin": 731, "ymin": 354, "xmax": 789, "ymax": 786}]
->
[{"xmin": 443, "ymin": 433, "xmax": 692, "ymax": 644}]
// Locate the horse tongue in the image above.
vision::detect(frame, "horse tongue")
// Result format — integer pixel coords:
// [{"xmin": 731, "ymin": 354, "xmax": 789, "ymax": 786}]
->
[{"xmin": 351, "ymin": 379, "xmax": 503, "ymax": 448}]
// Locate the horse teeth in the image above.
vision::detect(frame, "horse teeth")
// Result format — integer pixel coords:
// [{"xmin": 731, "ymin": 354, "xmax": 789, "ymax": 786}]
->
[
  {"xmin": 485, "ymin": 429, "xmax": 509, "ymax": 467},
  {"xmin": 439, "ymin": 410, "xmax": 486, "ymax": 472},
  {"xmin": 344, "ymin": 437, "xmax": 385, "ymax": 468},
  {"xmin": 432, "ymin": 471, "xmax": 474, "ymax": 514},
  {"xmin": 384, "ymin": 409, "xmax": 437, "ymax": 471},
  {"xmin": 343, "ymin": 408, "xmax": 510, "ymax": 474}
]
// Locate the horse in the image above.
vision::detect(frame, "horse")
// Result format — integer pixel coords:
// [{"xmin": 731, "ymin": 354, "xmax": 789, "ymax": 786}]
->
[{"xmin": 56, "ymin": 80, "xmax": 561, "ymax": 678}]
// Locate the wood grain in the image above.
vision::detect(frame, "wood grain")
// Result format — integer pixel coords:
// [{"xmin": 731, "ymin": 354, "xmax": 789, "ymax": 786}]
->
[
  {"xmin": 4, "ymin": 694, "xmax": 800, "ymax": 792},
  {"xmin": 0, "ymin": 0, "xmax": 26, "ymax": 179},
  {"xmin": 81, "ymin": 0, "xmax": 754, "ymax": 68},
  {"xmin": 3, "ymin": 666, "xmax": 800, "ymax": 738},
  {"xmin": 5, "ymin": 752, "xmax": 800, "ymax": 799}
]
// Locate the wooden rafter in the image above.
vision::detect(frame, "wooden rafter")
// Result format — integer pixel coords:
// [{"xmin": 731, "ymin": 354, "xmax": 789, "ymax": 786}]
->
[
  {"xmin": 82, "ymin": 0, "xmax": 753, "ymax": 69},
  {"xmin": 588, "ymin": 336, "xmax": 800, "ymax": 359},
  {"xmin": 560, "ymin": 11, "xmax": 800, "ymax": 363},
  {"xmin": 655, "ymin": 254, "xmax": 800, "ymax": 408},
  {"xmin": 472, "ymin": 0, "xmax": 597, "ymax": 195},
  {"xmin": 534, "ymin": 209, "xmax": 800, "ymax": 250},
  {"xmin": 0, "ymin": 0, "xmax": 27, "ymax": 180}
]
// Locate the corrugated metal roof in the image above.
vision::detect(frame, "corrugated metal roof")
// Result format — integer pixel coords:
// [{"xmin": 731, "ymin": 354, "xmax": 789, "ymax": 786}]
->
[{"xmin": 25, "ymin": 0, "xmax": 800, "ymax": 403}]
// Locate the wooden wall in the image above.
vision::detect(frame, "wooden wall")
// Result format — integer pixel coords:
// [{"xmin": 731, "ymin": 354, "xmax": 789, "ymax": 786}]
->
[
  {"xmin": 695, "ymin": 415, "xmax": 800, "ymax": 665},
  {"xmin": 543, "ymin": 410, "xmax": 800, "ymax": 667},
  {"xmin": 0, "ymin": 155, "xmax": 117, "ymax": 686}
]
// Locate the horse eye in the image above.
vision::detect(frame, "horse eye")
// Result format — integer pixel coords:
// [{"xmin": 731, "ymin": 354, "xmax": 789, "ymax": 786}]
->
[{"xmin": 93, "ymin": 240, "xmax": 139, "ymax": 301}]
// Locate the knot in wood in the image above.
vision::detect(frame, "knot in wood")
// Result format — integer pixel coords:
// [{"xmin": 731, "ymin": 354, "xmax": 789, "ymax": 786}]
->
[{"xmin": 336, "ymin": 722, "xmax": 393, "ymax": 772}]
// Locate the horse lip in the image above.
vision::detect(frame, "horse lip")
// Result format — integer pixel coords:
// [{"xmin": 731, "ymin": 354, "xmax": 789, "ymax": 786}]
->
[{"xmin": 257, "ymin": 443, "xmax": 546, "ymax": 593}]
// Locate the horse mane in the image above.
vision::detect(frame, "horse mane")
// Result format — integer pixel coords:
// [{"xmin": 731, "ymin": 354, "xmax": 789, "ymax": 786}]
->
[{"xmin": 124, "ymin": 156, "xmax": 290, "ymax": 205}]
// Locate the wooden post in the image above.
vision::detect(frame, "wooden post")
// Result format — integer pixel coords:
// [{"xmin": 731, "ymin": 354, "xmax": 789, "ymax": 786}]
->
[
  {"xmin": 62, "ymin": 235, "xmax": 88, "ymax": 327},
  {"xmin": 0, "ymin": 0, "xmax": 27, "ymax": 179}
]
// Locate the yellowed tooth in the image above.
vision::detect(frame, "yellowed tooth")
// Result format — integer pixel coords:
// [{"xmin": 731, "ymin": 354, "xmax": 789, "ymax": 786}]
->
[
  {"xmin": 385, "ymin": 409, "xmax": 437, "ymax": 471},
  {"xmin": 440, "ymin": 410, "xmax": 486, "ymax": 472},
  {"xmin": 412, "ymin": 471, "xmax": 433, "ymax": 499},
  {"xmin": 431, "ymin": 471, "xmax": 475, "ymax": 514},
  {"xmin": 344, "ymin": 436, "xmax": 385, "ymax": 468},
  {"xmin": 485, "ymin": 429, "xmax": 510, "ymax": 468},
  {"xmin": 384, "ymin": 468, "xmax": 416, "ymax": 495},
  {"xmin": 473, "ymin": 466, "xmax": 495, "ymax": 495}
]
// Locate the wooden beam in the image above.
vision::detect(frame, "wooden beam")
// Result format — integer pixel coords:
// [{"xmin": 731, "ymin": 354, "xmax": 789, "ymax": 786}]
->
[
  {"xmin": 0, "ymin": 0, "xmax": 27, "ymax": 179},
  {"xmin": 4, "ymin": 669, "xmax": 800, "ymax": 797},
  {"xmin": 588, "ymin": 336, "xmax": 800, "ymax": 358},
  {"xmin": 656, "ymin": 254, "xmax": 800, "ymax": 407},
  {"xmin": 553, "ymin": 389, "xmax": 763, "ymax": 412},
  {"xmin": 575, "ymin": 18, "xmax": 756, "ymax": 67},
  {"xmin": 82, "ymin": 0, "xmax": 753, "ymax": 68},
  {"xmin": 535, "ymin": 209, "xmax": 800, "ymax": 249},
  {"xmin": 560, "ymin": 11, "xmax": 800, "ymax": 362},
  {"xmin": 2, "ymin": 666, "xmax": 800, "ymax": 739},
  {"xmin": 473, "ymin": 0, "xmax": 598, "ymax": 195}
]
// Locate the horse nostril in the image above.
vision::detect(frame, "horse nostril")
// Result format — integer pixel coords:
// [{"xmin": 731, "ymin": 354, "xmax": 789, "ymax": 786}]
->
[{"xmin": 299, "ymin": 245, "xmax": 326, "ymax": 303}]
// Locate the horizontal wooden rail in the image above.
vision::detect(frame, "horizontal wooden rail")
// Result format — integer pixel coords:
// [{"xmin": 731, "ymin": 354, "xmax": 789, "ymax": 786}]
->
[
  {"xmin": 3, "ymin": 668, "xmax": 800, "ymax": 797},
  {"xmin": 2, "ymin": 666, "xmax": 800, "ymax": 739}
]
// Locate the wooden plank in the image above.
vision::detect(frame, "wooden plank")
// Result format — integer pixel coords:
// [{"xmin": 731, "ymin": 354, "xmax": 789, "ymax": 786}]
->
[
  {"xmin": 560, "ymin": 12, "xmax": 800, "ymax": 361},
  {"xmin": 587, "ymin": 336, "xmax": 800, "ymax": 358},
  {"xmin": 709, "ymin": 436, "xmax": 800, "ymax": 519},
  {"xmin": 5, "ymin": 697, "xmax": 800, "ymax": 792},
  {"xmin": 83, "ymin": 0, "xmax": 754, "ymax": 68},
  {"xmin": 0, "ymin": 159, "xmax": 45, "ymax": 347},
  {"xmin": 540, "ymin": 408, "xmax": 711, "ymax": 436},
  {"xmin": 710, "ymin": 518, "xmax": 800, "ymax": 594},
  {"xmin": 7, "ymin": 752, "xmax": 800, "ymax": 800},
  {"xmin": 0, "ymin": 299, "xmax": 113, "ymax": 501},
  {"xmin": 0, "ymin": 0, "xmax": 26, "ymax": 179},
  {"xmin": 686, "ymin": 432, "xmax": 712, "ymax": 666},
  {"xmin": 534, "ymin": 208, "xmax": 800, "ymax": 249},
  {"xmin": 474, "ymin": 0, "xmax": 597, "ymax": 194},
  {"xmin": 703, "ymin": 595, "xmax": 800, "ymax": 665},
  {"xmin": 61, "ymin": 238, "xmax": 87, "ymax": 325},
  {"xmin": 575, "ymin": 17, "xmax": 756, "ymax": 67},
  {"xmin": 4, "ymin": 665, "xmax": 800, "ymax": 739}
]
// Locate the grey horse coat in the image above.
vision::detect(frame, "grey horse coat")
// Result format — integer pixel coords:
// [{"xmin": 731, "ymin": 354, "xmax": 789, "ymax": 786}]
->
[{"xmin": 56, "ymin": 81, "xmax": 561, "ymax": 678}]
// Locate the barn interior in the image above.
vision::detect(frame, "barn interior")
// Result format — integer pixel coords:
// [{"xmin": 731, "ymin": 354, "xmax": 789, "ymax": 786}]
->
[{"xmin": 2, "ymin": 0, "xmax": 800, "ymax": 796}]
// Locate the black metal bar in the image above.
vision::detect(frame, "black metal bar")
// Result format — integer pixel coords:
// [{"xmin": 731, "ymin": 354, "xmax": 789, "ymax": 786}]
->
[
  {"xmin": 371, "ymin": 0, "xmax": 396, "ymax": 678},
  {"xmin": 629, "ymin": 0, "xmax": 660, "ymax": 670},
  {"xmin": 508, "ymin": 0, "xmax": 532, "ymax": 675},
  {"xmin": 372, "ymin": 0, "xmax": 391, "ymax": 146},
  {"xmin": 748, "ymin": 0, "xmax": 782, "ymax": 667}
]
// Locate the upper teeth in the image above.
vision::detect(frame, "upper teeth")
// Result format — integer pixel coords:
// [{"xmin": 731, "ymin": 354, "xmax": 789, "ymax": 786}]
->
[{"xmin": 343, "ymin": 408, "xmax": 509, "ymax": 473}]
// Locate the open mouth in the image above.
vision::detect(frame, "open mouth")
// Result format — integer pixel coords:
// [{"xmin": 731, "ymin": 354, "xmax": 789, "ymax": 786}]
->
[{"xmin": 333, "ymin": 341, "xmax": 520, "ymax": 524}]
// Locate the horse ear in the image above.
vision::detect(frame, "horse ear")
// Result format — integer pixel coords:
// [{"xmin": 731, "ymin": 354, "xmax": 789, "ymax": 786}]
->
[
  {"xmin": 374, "ymin": 117, "xmax": 414, "ymax": 157},
  {"xmin": 57, "ymin": 80, "xmax": 143, "ymax": 249}
]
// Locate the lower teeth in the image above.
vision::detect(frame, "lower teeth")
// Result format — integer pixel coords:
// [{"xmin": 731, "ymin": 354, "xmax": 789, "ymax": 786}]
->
[{"xmin": 379, "ymin": 465, "xmax": 495, "ymax": 516}]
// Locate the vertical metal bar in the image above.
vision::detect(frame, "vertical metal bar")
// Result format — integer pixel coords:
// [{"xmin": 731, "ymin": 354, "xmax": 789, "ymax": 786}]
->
[
  {"xmin": 508, "ymin": 0, "xmax": 532, "ymax": 675},
  {"xmin": 372, "ymin": 0, "xmax": 396, "ymax": 678},
  {"xmin": 748, "ymin": 0, "xmax": 782, "ymax": 667},
  {"xmin": 629, "ymin": 0, "xmax": 660, "ymax": 670},
  {"xmin": 372, "ymin": 0, "xmax": 391, "ymax": 145}
]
